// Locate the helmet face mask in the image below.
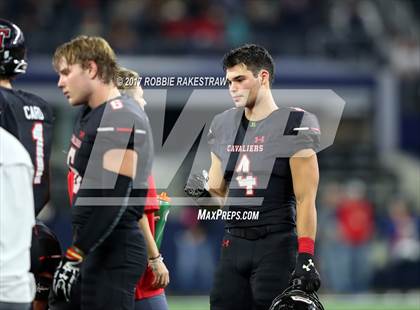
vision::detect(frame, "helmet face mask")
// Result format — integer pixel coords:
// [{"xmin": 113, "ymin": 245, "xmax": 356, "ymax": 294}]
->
[
  {"xmin": 270, "ymin": 286, "xmax": 324, "ymax": 310},
  {"xmin": 0, "ymin": 19, "xmax": 27, "ymax": 78}
]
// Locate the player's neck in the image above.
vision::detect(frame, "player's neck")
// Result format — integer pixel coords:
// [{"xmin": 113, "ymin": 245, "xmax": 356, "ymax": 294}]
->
[
  {"xmin": 0, "ymin": 79, "xmax": 12, "ymax": 89},
  {"xmin": 245, "ymin": 91, "xmax": 277, "ymax": 121},
  {"xmin": 87, "ymin": 84, "xmax": 121, "ymax": 109}
]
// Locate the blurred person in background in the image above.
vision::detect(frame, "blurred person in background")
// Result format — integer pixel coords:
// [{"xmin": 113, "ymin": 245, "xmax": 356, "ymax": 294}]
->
[
  {"xmin": 317, "ymin": 181, "xmax": 346, "ymax": 292},
  {"xmin": 116, "ymin": 67, "xmax": 170, "ymax": 310},
  {"xmin": 336, "ymin": 179, "xmax": 374, "ymax": 292},
  {"xmin": 174, "ymin": 209, "xmax": 215, "ymax": 293},
  {"xmin": 0, "ymin": 128, "xmax": 35, "ymax": 310},
  {"xmin": 374, "ymin": 197, "xmax": 420, "ymax": 291}
]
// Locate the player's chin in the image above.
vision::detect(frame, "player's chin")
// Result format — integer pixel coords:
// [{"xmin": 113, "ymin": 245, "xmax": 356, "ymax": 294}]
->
[
  {"xmin": 68, "ymin": 99, "xmax": 83, "ymax": 106},
  {"xmin": 233, "ymin": 99, "xmax": 247, "ymax": 108}
]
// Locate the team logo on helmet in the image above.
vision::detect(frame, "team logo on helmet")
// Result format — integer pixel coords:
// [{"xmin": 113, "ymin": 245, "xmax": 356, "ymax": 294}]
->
[{"xmin": 0, "ymin": 26, "xmax": 11, "ymax": 51}]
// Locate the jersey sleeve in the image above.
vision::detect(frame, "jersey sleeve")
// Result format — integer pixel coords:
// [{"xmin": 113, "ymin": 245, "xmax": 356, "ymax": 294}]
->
[
  {"xmin": 94, "ymin": 102, "xmax": 148, "ymax": 154},
  {"xmin": 284, "ymin": 109, "xmax": 321, "ymax": 156}
]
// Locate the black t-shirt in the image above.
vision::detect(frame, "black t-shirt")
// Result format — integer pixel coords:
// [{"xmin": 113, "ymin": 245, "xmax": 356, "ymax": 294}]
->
[
  {"xmin": 0, "ymin": 86, "xmax": 54, "ymax": 215},
  {"xmin": 208, "ymin": 106, "xmax": 320, "ymax": 229},
  {"xmin": 67, "ymin": 95, "xmax": 154, "ymax": 253}
]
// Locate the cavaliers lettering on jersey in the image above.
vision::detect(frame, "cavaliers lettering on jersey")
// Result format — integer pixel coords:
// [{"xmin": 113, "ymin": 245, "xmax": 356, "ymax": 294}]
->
[
  {"xmin": 0, "ymin": 86, "xmax": 53, "ymax": 215},
  {"xmin": 66, "ymin": 95, "xmax": 153, "ymax": 253},
  {"xmin": 208, "ymin": 107, "xmax": 320, "ymax": 229}
]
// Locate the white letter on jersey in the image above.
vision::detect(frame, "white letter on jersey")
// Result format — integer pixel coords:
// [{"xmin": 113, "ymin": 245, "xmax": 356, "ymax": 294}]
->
[{"xmin": 24, "ymin": 106, "xmax": 45, "ymax": 120}]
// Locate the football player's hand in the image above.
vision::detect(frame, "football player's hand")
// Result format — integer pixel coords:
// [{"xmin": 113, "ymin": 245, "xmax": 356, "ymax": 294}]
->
[
  {"xmin": 52, "ymin": 246, "xmax": 84, "ymax": 302},
  {"xmin": 184, "ymin": 170, "xmax": 210, "ymax": 198},
  {"xmin": 290, "ymin": 253, "xmax": 321, "ymax": 292},
  {"xmin": 149, "ymin": 254, "xmax": 170, "ymax": 288}
]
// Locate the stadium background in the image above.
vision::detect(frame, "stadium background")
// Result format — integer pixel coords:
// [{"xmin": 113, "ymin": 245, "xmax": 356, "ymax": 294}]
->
[{"xmin": 2, "ymin": 0, "xmax": 419, "ymax": 309}]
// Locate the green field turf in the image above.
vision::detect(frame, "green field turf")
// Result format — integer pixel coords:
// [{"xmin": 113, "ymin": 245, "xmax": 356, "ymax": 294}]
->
[{"xmin": 167, "ymin": 294, "xmax": 420, "ymax": 310}]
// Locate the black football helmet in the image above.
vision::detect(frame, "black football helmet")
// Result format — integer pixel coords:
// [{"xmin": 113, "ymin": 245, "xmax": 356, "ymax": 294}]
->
[
  {"xmin": 269, "ymin": 280, "xmax": 325, "ymax": 310},
  {"xmin": 0, "ymin": 19, "xmax": 27, "ymax": 77}
]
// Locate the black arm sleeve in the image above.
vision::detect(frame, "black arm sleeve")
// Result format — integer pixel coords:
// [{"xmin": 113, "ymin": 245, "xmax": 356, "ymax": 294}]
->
[{"xmin": 73, "ymin": 171, "xmax": 133, "ymax": 254}]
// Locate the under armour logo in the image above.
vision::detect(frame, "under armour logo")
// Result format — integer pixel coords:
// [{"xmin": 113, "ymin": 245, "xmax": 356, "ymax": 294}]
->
[
  {"xmin": 302, "ymin": 259, "xmax": 314, "ymax": 271},
  {"xmin": 254, "ymin": 135, "xmax": 265, "ymax": 143},
  {"xmin": 222, "ymin": 240, "xmax": 230, "ymax": 248}
]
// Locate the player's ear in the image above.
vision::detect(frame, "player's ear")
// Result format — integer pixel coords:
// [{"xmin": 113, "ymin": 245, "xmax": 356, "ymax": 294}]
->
[
  {"xmin": 86, "ymin": 61, "xmax": 98, "ymax": 80},
  {"xmin": 259, "ymin": 70, "xmax": 269, "ymax": 87}
]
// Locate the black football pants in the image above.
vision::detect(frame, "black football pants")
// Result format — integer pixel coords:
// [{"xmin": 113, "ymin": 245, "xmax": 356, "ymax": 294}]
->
[
  {"xmin": 49, "ymin": 227, "xmax": 147, "ymax": 310},
  {"xmin": 210, "ymin": 229, "xmax": 297, "ymax": 310}
]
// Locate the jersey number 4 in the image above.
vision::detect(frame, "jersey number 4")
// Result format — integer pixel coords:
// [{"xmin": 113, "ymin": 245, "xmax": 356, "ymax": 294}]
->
[
  {"xmin": 235, "ymin": 154, "xmax": 257, "ymax": 196},
  {"xmin": 32, "ymin": 122, "xmax": 45, "ymax": 184}
]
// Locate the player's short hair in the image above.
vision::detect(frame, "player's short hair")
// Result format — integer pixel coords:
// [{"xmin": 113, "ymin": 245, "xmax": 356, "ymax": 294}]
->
[
  {"xmin": 222, "ymin": 44, "xmax": 275, "ymax": 85},
  {"xmin": 52, "ymin": 35, "xmax": 118, "ymax": 84},
  {"xmin": 115, "ymin": 67, "xmax": 140, "ymax": 91}
]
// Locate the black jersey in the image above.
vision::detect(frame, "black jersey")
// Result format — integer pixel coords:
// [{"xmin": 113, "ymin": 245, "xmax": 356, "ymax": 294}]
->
[
  {"xmin": 67, "ymin": 95, "xmax": 153, "ymax": 254},
  {"xmin": 208, "ymin": 107, "xmax": 320, "ymax": 229},
  {"xmin": 0, "ymin": 86, "xmax": 53, "ymax": 215}
]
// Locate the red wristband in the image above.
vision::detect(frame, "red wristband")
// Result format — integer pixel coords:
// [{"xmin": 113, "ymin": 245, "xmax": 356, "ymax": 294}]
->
[{"xmin": 298, "ymin": 237, "xmax": 315, "ymax": 255}]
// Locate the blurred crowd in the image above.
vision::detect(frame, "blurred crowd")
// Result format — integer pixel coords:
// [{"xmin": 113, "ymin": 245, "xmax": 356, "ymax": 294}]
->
[
  {"xmin": 1, "ymin": 0, "xmax": 419, "ymax": 60},
  {"xmin": 318, "ymin": 180, "xmax": 420, "ymax": 293}
]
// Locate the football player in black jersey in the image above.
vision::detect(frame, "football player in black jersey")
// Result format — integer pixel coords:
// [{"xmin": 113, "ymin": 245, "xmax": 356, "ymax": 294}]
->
[
  {"xmin": 185, "ymin": 44, "xmax": 322, "ymax": 310},
  {"xmin": 51, "ymin": 36, "xmax": 153, "ymax": 310},
  {"xmin": 0, "ymin": 19, "xmax": 60, "ymax": 310},
  {"xmin": 0, "ymin": 18, "xmax": 54, "ymax": 216}
]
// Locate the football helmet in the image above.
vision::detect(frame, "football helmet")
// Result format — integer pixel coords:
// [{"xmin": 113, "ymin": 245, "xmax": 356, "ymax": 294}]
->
[
  {"xmin": 0, "ymin": 19, "xmax": 27, "ymax": 77},
  {"xmin": 269, "ymin": 280, "xmax": 324, "ymax": 310}
]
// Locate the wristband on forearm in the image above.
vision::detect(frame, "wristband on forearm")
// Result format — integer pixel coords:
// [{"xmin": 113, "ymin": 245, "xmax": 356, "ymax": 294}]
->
[{"xmin": 298, "ymin": 237, "xmax": 315, "ymax": 255}]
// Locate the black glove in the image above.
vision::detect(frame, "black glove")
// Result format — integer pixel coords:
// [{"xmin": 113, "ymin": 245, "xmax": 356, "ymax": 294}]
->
[
  {"xmin": 52, "ymin": 246, "xmax": 84, "ymax": 302},
  {"xmin": 184, "ymin": 170, "xmax": 211, "ymax": 198},
  {"xmin": 290, "ymin": 253, "xmax": 321, "ymax": 292}
]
